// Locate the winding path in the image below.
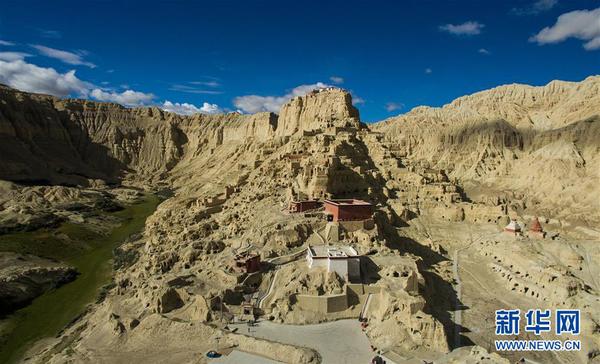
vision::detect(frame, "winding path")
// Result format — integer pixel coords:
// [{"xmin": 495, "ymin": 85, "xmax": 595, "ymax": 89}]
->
[{"xmin": 257, "ymin": 268, "xmax": 280, "ymax": 309}]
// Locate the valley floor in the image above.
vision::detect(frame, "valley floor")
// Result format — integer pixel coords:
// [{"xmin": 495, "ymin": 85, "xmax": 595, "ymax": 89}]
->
[
  {"xmin": 408, "ymin": 216, "xmax": 599, "ymax": 364},
  {"xmin": 228, "ymin": 319, "xmax": 372, "ymax": 364}
]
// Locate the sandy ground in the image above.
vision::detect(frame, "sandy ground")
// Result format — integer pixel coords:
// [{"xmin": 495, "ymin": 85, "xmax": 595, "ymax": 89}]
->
[
  {"xmin": 456, "ymin": 238, "xmax": 583, "ymax": 364},
  {"xmin": 212, "ymin": 350, "xmax": 282, "ymax": 364},
  {"xmin": 230, "ymin": 319, "xmax": 374, "ymax": 364}
]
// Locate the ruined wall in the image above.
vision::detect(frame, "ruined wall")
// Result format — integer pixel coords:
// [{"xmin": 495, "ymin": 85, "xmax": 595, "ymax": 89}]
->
[{"xmin": 296, "ymin": 291, "xmax": 349, "ymax": 313}]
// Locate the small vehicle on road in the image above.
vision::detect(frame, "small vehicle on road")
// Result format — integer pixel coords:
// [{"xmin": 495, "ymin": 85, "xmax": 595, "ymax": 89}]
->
[{"xmin": 206, "ymin": 350, "xmax": 222, "ymax": 358}]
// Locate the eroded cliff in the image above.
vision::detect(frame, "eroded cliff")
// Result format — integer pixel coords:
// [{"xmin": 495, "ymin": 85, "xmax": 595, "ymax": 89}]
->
[
  {"xmin": 0, "ymin": 77, "xmax": 598, "ymax": 364},
  {"xmin": 373, "ymin": 76, "xmax": 600, "ymax": 228}
]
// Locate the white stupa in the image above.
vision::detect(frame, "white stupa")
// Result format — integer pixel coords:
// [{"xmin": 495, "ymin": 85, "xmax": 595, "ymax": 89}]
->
[{"xmin": 504, "ymin": 219, "xmax": 522, "ymax": 235}]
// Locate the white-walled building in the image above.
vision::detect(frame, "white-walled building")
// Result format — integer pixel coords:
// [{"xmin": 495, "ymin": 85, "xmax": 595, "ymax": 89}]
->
[{"xmin": 306, "ymin": 245, "xmax": 360, "ymax": 282}]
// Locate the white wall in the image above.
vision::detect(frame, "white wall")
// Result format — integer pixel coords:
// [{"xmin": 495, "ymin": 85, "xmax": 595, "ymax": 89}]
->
[{"xmin": 311, "ymin": 258, "xmax": 328, "ymax": 268}]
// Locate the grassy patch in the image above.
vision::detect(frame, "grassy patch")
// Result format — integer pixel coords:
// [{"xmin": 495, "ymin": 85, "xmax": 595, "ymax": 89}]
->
[{"xmin": 0, "ymin": 194, "xmax": 160, "ymax": 363}]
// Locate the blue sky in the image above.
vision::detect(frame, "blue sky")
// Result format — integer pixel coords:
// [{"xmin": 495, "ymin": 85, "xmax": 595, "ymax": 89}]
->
[{"xmin": 0, "ymin": 0, "xmax": 599, "ymax": 122}]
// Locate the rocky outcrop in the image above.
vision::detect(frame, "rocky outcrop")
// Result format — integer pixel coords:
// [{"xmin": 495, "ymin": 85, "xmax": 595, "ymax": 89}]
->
[
  {"xmin": 156, "ymin": 287, "xmax": 184, "ymax": 313},
  {"xmin": 377, "ymin": 76, "xmax": 600, "ymax": 132},
  {"xmin": 366, "ymin": 262, "xmax": 449, "ymax": 354},
  {"xmin": 0, "ymin": 86, "xmax": 182, "ymax": 185},
  {"xmin": 373, "ymin": 76, "xmax": 600, "ymax": 226},
  {"xmin": 276, "ymin": 87, "xmax": 361, "ymax": 136},
  {"xmin": 0, "ymin": 85, "xmax": 278, "ymax": 186},
  {"xmin": 0, "ymin": 252, "xmax": 77, "ymax": 315}
]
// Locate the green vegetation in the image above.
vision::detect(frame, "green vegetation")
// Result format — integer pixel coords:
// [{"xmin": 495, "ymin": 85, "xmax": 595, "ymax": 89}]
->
[
  {"xmin": 0, "ymin": 194, "xmax": 160, "ymax": 363},
  {"xmin": 0, "ymin": 223, "xmax": 100, "ymax": 262}
]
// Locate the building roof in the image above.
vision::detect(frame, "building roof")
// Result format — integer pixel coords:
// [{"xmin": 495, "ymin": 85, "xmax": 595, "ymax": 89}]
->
[
  {"xmin": 324, "ymin": 199, "xmax": 372, "ymax": 206},
  {"xmin": 308, "ymin": 245, "xmax": 358, "ymax": 258}
]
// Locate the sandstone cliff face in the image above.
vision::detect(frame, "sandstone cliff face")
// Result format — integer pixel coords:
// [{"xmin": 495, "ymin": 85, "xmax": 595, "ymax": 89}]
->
[
  {"xmin": 1, "ymin": 85, "xmax": 359, "ymax": 187},
  {"xmin": 378, "ymin": 76, "xmax": 600, "ymax": 131},
  {"xmin": 0, "ymin": 86, "xmax": 183, "ymax": 185},
  {"xmin": 0, "ymin": 85, "xmax": 282, "ymax": 186},
  {"xmin": 373, "ymin": 76, "xmax": 600, "ymax": 225}
]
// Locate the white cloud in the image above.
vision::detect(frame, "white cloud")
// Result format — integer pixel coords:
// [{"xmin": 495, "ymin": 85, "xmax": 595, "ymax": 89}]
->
[
  {"xmin": 233, "ymin": 82, "xmax": 331, "ymax": 113},
  {"xmin": 425, "ymin": 68, "xmax": 433, "ymax": 74},
  {"xmin": 0, "ymin": 40, "xmax": 14, "ymax": 46},
  {"xmin": 513, "ymin": 0, "xmax": 558, "ymax": 15},
  {"xmin": 38, "ymin": 29, "xmax": 62, "ymax": 39},
  {"xmin": 329, "ymin": 76, "xmax": 344, "ymax": 84},
  {"xmin": 534, "ymin": 0, "xmax": 558, "ymax": 11},
  {"xmin": 0, "ymin": 52, "xmax": 31, "ymax": 61},
  {"xmin": 189, "ymin": 80, "xmax": 220, "ymax": 87},
  {"xmin": 439, "ymin": 21, "xmax": 485, "ymax": 35},
  {"xmin": 169, "ymin": 83, "xmax": 223, "ymax": 94},
  {"xmin": 90, "ymin": 89, "xmax": 154, "ymax": 106},
  {"xmin": 0, "ymin": 58, "xmax": 216, "ymax": 112},
  {"xmin": 584, "ymin": 36, "xmax": 600, "ymax": 50},
  {"xmin": 161, "ymin": 100, "xmax": 222, "ymax": 115},
  {"xmin": 530, "ymin": 7, "xmax": 600, "ymax": 50},
  {"xmin": 0, "ymin": 59, "xmax": 148, "ymax": 105},
  {"xmin": 478, "ymin": 48, "xmax": 491, "ymax": 55},
  {"xmin": 385, "ymin": 102, "xmax": 404, "ymax": 112},
  {"xmin": 31, "ymin": 45, "xmax": 96, "ymax": 68},
  {"xmin": 352, "ymin": 96, "xmax": 365, "ymax": 105},
  {"xmin": 0, "ymin": 59, "xmax": 91, "ymax": 97},
  {"xmin": 162, "ymin": 101, "xmax": 198, "ymax": 115},
  {"xmin": 200, "ymin": 102, "xmax": 222, "ymax": 114}
]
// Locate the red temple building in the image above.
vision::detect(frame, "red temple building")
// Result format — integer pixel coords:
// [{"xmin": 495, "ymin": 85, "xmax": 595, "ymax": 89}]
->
[
  {"xmin": 234, "ymin": 253, "xmax": 261, "ymax": 273},
  {"xmin": 324, "ymin": 199, "xmax": 373, "ymax": 222}
]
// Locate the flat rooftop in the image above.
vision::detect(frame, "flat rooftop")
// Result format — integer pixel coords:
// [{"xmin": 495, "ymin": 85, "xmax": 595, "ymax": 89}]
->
[
  {"xmin": 308, "ymin": 245, "xmax": 358, "ymax": 258},
  {"xmin": 324, "ymin": 199, "xmax": 372, "ymax": 206}
]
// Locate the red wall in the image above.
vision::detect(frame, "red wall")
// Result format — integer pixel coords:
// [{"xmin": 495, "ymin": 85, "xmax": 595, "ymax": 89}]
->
[
  {"xmin": 324, "ymin": 203, "xmax": 339, "ymax": 220},
  {"xmin": 245, "ymin": 256, "xmax": 261, "ymax": 273},
  {"xmin": 324, "ymin": 202, "xmax": 373, "ymax": 221}
]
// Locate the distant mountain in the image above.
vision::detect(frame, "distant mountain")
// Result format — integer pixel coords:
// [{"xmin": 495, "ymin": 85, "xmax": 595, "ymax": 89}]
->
[{"xmin": 373, "ymin": 76, "xmax": 600, "ymax": 225}]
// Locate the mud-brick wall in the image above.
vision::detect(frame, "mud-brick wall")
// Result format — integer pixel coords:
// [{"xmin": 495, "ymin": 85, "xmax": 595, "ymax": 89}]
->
[{"xmin": 296, "ymin": 292, "xmax": 348, "ymax": 313}]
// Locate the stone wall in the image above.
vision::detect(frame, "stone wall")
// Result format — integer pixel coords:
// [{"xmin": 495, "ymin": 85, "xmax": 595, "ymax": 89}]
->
[{"xmin": 296, "ymin": 291, "xmax": 349, "ymax": 313}]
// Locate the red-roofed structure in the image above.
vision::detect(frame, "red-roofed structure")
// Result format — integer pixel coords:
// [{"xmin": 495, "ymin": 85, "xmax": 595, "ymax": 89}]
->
[{"xmin": 324, "ymin": 199, "xmax": 373, "ymax": 222}]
